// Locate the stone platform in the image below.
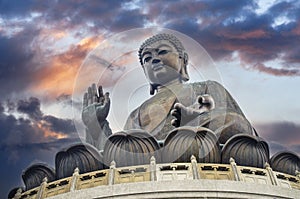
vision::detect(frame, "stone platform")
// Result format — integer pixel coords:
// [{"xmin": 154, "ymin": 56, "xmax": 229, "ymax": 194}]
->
[{"xmin": 15, "ymin": 158, "xmax": 300, "ymax": 199}]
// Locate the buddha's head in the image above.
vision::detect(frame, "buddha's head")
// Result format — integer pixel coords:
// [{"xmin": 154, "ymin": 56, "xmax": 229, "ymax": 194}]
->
[{"xmin": 138, "ymin": 34, "xmax": 189, "ymax": 95}]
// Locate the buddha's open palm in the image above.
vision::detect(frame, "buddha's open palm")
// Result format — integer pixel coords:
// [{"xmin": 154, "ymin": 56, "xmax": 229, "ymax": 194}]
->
[{"xmin": 82, "ymin": 84, "xmax": 110, "ymax": 137}]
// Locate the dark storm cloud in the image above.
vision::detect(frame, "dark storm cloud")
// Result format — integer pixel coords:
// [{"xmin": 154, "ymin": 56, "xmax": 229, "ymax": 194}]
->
[
  {"xmin": 43, "ymin": 115, "xmax": 75, "ymax": 134},
  {"xmin": 0, "ymin": 98, "xmax": 78, "ymax": 198},
  {"xmin": 2, "ymin": 0, "xmax": 299, "ymax": 80},
  {"xmin": 0, "ymin": 97, "xmax": 77, "ymax": 149},
  {"xmin": 0, "ymin": 26, "xmax": 40, "ymax": 99},
  {"xmin": 0, "ymin": 0, "xmax": 144, "ymax": 101},
  {"xmin": 254, "ymin": 121, "xmax": 300, "ymax": 157},
  {"xmin": 17, "ymin": 97, "xmax": 75, "ymax": 134},
  {"xmin": 255, "ymin": 121, "xmax": 300, "ymax": 145},
  {"xmin": 0, "ymin": 96, "xmax": 79, "ymax": 197},
  {"xmin": 0, "ymin": 0, "xmax": 36, "ymax": 18},
  {"xmin": 291, "ymin": 144, "xmax": 300, "ymax": 154},
  {"xmin": 268, "ymin": 141, "xmax": 288, "ymax": 154},
  {"xmin": 16, "ymin": 97, "xmax": 76, "ymax": 134},
  {"xmin": 0, "ymin": 137, "xmax": 79, "ymax": 152},
  {"xmin": 110, "ymin": 9, "xmax": 147, "ymax": 32},
  {"xmin": 0, "ymin": 112, "xmax": 45, "ymax": 151},
  {"xmin": 17, "ymin": 97, "xmax": 43, "ymax": 120},
  {"xmin": 0, "ymin": 102, "xmax": 4, "ymax": 112},
  {"xmin": 160, "ymin": 0, "xmax": 300, "ymax": 75},
  {"xmin": 1, "ymin": 0, "xmax": 143, "ymax": 33}
]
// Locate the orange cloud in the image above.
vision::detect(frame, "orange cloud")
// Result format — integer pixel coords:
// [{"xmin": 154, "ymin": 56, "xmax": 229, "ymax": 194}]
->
[
  {"xmin": 37, "ymin": 121, "xmax": 68, "ymax": 140},
  {"xmin": 40, "ymin": 28, "xmax": 68, "ymax": 40},
  {"xmin": 31, "ymin": 36, "xmax": 103, "ymax": 99}
]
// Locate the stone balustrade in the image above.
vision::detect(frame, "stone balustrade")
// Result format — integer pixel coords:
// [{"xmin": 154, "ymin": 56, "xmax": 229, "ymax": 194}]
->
[{"xmin": 14, "ymin": 157, "xmax": 300, "ymax": 199}]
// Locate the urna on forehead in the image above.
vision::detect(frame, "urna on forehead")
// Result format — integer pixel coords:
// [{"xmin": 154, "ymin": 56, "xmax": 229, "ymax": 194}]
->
[{"xmin": 138, "ymin": 33, "xmax": 186, "ymax": 65}]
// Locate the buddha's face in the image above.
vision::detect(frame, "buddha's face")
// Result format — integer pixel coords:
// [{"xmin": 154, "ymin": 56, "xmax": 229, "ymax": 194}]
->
[{"xmin": 141, "ymin": 40, "xmax": 184, "ymax": 86}]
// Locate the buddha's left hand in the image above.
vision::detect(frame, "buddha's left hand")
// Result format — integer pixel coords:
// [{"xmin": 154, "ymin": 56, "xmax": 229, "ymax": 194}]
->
[{"xmin": 171, "ymin": 94, "xmax": 215, "ymax": 127}]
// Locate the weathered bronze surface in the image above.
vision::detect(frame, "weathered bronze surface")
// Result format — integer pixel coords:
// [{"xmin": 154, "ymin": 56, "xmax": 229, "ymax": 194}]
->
[
  {"xmin": 270, "ymin": 151, "xmax": 300, "ymax": 175},
  {"xmin": 103, "ymin": 130, "xmax": 160, "ymax": 167},
  {"xmin": 55, "ymin": 143, "xmax": 103, "ymax": 179},
  {"xmin": 162, "ymin": 126, "xmax": 221, "ymax": 163},
  {"xmin": 221, "ymin": 134, "xmax": 269, "ymax": 168},
  {"xmin": 82, "ymin": 33, "xmax": 254, "ymax": 152},
  {"xmin": 125, "ymin": 81, "xmax": 253, "ymax": 142},
  {"xmin": 22, "ymin": 163, "xmax": 55, "ymax": 190}
]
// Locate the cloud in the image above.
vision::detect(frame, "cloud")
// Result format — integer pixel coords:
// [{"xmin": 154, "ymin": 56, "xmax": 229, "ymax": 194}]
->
[
  {"xmin": 0, "ymin": 98, "xmax": 79, "ymax": 198},
  {"xmin": 255, "ymin": 121, "xmax": 300, "ymax": 146},
  {"xmin": 1, "ymin": 97, "xmax": 77, "ymax": 149},
  {"xmin": 17, "ymin": 97, "xmax": 43, "ymax": 120},
  {"xmin": 252, "ymin": 63, "xmax": 300, "ymax": 76},
  {"xmin": 0, "ymin": 102, "xmax": 4, "ymax": 113},
  {"xmin": 30, "ymin": 36, "xmax": 102, "ymax": 99},
  {"xmin": 0, "ymin": 25, "xmax": 40, "ymax": 99},
  {"xmin": 290, "ymin": 144, "xmax": 300, "ymax": 154},
  {"xmin": 42, "ymin": 115, "xmax": 75, "ymax": 134},
  {"xmin": 1, "ymin": 0, "xmax": 299, "ymax": 145},
  {"xmin": 0, "ymin": 0, "xmax": 36, "ymax": 18},
  {"xmin": 110, "ymin": 9, "xmax": 147, "ymax": 31},
  {"xmin": 160, "ymin": 0, "xmax": 300, "ymax": 76},
  {"xmin": 252, "ymin": 121, "xmax": 300, "ymax": 157}
]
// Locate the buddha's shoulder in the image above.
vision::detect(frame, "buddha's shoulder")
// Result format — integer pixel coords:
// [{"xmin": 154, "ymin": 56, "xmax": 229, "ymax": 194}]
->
[{"xmin": 190, "ymin": 80, "xmax": 223, "ymax": 87}]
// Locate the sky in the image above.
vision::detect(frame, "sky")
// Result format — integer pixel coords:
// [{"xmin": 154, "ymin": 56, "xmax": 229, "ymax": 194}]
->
[{"xmin": 1, "ymin": 0, "xmax": 300, "ymax": 197}]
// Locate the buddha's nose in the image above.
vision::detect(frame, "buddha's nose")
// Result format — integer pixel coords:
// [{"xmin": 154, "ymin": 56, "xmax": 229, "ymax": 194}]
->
[{"xmin": 152, "ymin": 59, "xmax": 161, "ymax": 64}]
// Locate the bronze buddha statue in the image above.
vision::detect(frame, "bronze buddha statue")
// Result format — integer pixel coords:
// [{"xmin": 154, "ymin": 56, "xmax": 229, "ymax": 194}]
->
[{"xmin": 82, "ymin": 33, "xmax": 253, "ymax": 148}]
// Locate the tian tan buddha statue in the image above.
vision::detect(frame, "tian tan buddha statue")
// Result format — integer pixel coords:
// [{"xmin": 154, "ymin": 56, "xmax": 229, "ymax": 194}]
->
[{"xmin": 81, "ymin": 33, "xmax": 268, "ymax": 167}]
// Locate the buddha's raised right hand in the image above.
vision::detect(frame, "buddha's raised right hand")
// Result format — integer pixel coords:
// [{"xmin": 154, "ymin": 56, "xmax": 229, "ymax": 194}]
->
[{"xmin": 82, "ymin": 84, "xmax": 110, "ymax": 139}]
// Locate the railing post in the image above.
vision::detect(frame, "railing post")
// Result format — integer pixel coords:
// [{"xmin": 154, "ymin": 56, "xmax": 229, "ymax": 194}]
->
[
  {"xmin": 37, "ymin": 177, "xmax": 48, "ymax": 199},
  {"xmin": 191, "ymin": 155, "xmax": 200, "ymax": 179},
  {"xmin": 13, "ymin": 188, "xmax": 22, "ymax": 199},
  {"xmin": 265, "ymin": 162, "xmax": 279, "ymax": 186},
  {"xmin": 70, "ymin": 167, "xmax": 80, "ymax": 192},
  {"xmin": 296, "ymin": 170, "xmax": 300, "ymax": 183},
  {"xmin": 109, "ymin": 161, "xmax": 116, "ymax": 185},
  {"xmin": 150, "ymin": 156, "xmax": 157, "ymax": 181},
  {"xmin": 230, "ymin": 157, "xmax": 242, "ymax": 181}
]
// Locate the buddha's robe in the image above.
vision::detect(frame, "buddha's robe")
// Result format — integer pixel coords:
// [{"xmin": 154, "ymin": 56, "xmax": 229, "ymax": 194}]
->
[{"xmin": 124, "ymin": 80, "xmax": 253, "ymax": 143}]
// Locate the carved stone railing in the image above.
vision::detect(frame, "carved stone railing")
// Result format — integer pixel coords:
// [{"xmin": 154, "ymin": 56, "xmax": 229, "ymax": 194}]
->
[{"xmin": 14, "ymin": 156, "xmax": 300, "ymax": 199}]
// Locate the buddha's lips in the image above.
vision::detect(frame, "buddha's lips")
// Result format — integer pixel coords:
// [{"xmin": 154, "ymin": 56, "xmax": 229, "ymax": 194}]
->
[{"xmin": 152, "ymin": 63, "xmax": 164, "ymax": 71}]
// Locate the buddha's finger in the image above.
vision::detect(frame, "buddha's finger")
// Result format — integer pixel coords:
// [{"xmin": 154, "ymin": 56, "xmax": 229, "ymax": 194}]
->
[
  {"xmin": 197, "ymin": 95, "xmax": 205, "ymax": 104},
  {"xmin": 171, "ymin": 119, "xmax": 180, "ymax": 127},
  {"xmin": 171, "ymin": 109, "xmax": 181, "ymax": 119},
  {"xmin": 174, "ymin": 103, "xmax": 185, "ymax": 111},
  {"xmin": 98, "ymin": 86, "xmax": 104, "ymax": 104},
  {"xmin": 91, "ymin": 83, "xmax": 98, "ymax": 103},
  {"xmin": 103, "ymin": 92, "xmax": 110, "ymax": 107},
  {"xmin": 98, "ymin": 86, "xmax": 104, "ymax": 97},
  {"xmin": 83, "ymin": 93, "xmax": 88, "ymax": 107},
  {"xmin": 87, "ymin": 86, "xmax": 93, "ymax": 105}
]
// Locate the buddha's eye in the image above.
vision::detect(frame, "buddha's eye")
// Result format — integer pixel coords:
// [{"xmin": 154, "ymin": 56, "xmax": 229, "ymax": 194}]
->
[
  {"xmin": 158, "ymin": 50, "xmax": 168, "ymax": 55},
  {"xmin": 144, "ymin": 57, "xmax": 151, "ymax": 63}
]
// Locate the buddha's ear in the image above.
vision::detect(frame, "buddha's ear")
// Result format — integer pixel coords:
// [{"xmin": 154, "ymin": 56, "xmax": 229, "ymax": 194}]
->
[
  {"xmin": 183, "ymin": 52, "xmax": 188, "ymax": 65},
  {"xmin": 181, "ymin": 52, "xmax": 189, "ymax": 82},
  {"xmin": 181, "ymin": 66, "xmax": 189, "ymax": 81},
  {"xmin": 150, "ymin": 84, "xmax": 157, "ymax": 95}
]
